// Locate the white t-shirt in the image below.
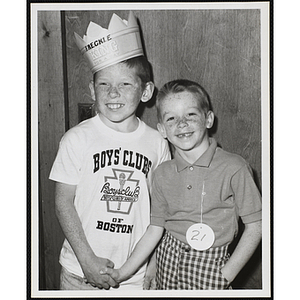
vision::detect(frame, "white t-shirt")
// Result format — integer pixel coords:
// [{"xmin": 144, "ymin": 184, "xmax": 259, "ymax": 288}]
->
[{"xmin": 49, "ymin": 115, "xmax": 170, "ymax": 289}]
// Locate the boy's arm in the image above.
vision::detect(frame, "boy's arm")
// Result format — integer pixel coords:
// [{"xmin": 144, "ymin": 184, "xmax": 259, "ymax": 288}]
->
[
  {"xmin": 220, "ymin": 220, "xmax": 262, "ymax": 284},
  {"xmin": 143, "ymin": 251, "xmax": 157, "ymax": 290},
  {"xmin": 55, "ymin": 182, "xmax": 118, "ymax": 289},
  {"xmin": 110, "ymin": 225, "xmax": 164, "ymax": 283}
]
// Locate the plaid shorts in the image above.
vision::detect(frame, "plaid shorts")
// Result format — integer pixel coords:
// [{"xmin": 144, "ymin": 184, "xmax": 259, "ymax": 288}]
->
[{"xmin": 156, "ymin": 231, "xmax": 231, "ymax": 290}]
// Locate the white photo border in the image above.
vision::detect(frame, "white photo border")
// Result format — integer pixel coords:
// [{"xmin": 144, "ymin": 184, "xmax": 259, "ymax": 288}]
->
[{"xmin": 30, "ymin": 1, "xmax": 272, "ymax": 298}]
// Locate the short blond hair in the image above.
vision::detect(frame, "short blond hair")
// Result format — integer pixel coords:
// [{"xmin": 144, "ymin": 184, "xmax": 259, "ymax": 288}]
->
[{"xmin": 156, "ymin": 79, "xmax": 212, "ymax": 122}]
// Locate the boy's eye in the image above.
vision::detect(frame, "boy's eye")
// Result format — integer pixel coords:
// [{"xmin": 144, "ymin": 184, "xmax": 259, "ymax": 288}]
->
[
  {"xmin": 166, "ymin": 117, "xmax": 175, "ymax": 122},
  {"xmin": 98, "ymin": 82, "xmax": 109, "ymax": 87},
  {"xmin": 119, "ymin": 82, "xmax": 132, "ymax": 87}
]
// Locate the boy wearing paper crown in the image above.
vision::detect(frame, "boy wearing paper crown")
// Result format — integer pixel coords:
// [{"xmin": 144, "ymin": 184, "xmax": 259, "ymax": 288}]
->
[
  {"xmin": 49, "ymin": 11, "xmax": 170, "ymax": 290},
  {"xmin": 108, "ymin": 79, "xmax": 262, "ymax": 289}
]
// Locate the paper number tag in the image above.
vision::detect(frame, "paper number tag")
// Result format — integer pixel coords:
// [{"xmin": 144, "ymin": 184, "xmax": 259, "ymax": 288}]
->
[{"xmin": 186, "ymin": 223, "xmax": 215, "ymax": 251}]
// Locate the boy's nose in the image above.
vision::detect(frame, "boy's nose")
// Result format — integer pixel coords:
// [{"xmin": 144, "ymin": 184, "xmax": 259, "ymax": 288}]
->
[
  {"xmin": 177, "ymin": 117, "xmax": 189, "ymax": 128},
  {"xmin": 109, "ymin": 86, "xmax": 120, "ymax": 97}
]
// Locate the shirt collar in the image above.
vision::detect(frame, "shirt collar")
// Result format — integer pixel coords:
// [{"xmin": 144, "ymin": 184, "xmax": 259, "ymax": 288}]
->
[{"xmin": 174, "ymin": 138, "xmax": 217, "ymax": 172}]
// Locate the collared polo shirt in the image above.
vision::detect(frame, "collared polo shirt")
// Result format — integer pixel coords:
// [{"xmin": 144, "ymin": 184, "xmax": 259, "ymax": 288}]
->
[{"xmin": 150, "ymin": 138, "xmax": 262, "ymax": 247}]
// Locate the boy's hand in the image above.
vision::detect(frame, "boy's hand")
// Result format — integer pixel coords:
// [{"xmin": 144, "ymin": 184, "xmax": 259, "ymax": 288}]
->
[
  {"xmin": 101, "ymin": 267, "xmax": 131, "ymax": 285},
  {"xmin": 143, "ymin": 253, "xmax": 157, "ymax": 290},
  {"xmin": 143, "ymin": 275, "xmax": 156, "ymax": 290},
  {"xmin": 104, "ymin": 268, "xmax": 122, "ymax": 282},
  {"xmin": 82, "ymin": 255, "xmax": 119, "ymax": 289}
]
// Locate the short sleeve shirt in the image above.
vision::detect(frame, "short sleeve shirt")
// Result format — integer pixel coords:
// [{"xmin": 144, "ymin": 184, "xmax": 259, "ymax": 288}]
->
[
  {"xmin": 49, "ymin": 115, "xmax": 171, "ymax": 286},
  {"xmin": 150, "ymin": 138, "xmax": 262, "ymax": 247}
]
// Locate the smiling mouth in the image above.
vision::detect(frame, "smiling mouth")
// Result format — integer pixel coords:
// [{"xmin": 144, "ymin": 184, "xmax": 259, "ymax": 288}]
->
[
  {"xmin": 177, "ymin": 132, "xmax": 193, "ymax": 138},
  {"xmin": 106, "ymin": 103, "xmax": 124, "ymax": 110}
]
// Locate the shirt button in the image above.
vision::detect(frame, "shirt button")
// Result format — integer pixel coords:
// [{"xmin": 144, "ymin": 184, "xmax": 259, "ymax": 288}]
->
[
  {"xmin": 187, "ymin": 185, "xmax": 192, "ymax": 190},
  {"xmin": 189, "ymin": 166, "xmax": 194, "ymax": 171}
]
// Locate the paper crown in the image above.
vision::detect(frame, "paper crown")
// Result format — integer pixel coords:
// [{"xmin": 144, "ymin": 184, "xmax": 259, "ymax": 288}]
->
[{"xmin": 74, "ymin": 11, "xmax": 144, "ymax": 74}]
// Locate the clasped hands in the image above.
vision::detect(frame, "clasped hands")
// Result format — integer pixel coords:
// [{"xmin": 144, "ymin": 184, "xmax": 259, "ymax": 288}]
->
[{"xmin": 82, "ymin": 255, "xmax": 156, "ymax": 290}]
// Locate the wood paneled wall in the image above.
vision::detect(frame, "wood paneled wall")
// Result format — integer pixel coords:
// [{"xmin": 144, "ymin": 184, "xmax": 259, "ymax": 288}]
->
[
  {"xmin": 38, "ymin": 11, "xmax": 65, "ymax": 289},
  {"xmin": 38, "ymin": 9, "xmax": 262, "ymax": 290}
]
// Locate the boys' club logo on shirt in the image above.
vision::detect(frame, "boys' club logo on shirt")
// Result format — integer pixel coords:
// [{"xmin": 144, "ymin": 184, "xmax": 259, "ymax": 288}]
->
[{"xmin": 100, "ymin": 169, "xmax": 140, "ymax": 214}]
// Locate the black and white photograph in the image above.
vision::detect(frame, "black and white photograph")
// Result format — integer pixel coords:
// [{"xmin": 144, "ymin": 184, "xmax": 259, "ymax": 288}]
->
[{"xmin": 28, "ymin": 1, "xmax": 273, "ymax": 298}]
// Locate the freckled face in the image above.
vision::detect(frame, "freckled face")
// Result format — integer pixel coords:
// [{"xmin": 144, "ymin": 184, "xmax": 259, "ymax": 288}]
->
[
  {"xmin": 158, "ymin": 91, "xmax": 213, "ymax": 157},
  {"xmin": 92, "ymin": 63, "xmax": 145, "ymax": 130}
]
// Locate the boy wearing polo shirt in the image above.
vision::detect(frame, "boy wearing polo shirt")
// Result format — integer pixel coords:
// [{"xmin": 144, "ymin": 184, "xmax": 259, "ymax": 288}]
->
[{"xmin": 108, "ymin": 79, "xmax": 262, "ymax": 289}]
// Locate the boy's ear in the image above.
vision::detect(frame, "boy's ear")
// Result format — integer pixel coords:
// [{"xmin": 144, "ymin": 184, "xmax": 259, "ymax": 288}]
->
[
  {"xmin": 141, "ymin": 82, "xmax": 155, "ymax": 103},
  {"xmin": 89, "ymin": 81, "xmax": 96, "ymax": 101},
  {"xmin": 206, "ymin": 111, "xmax": 215, "ymax": 129},
  {"xmin": 157, "ymin": 123, "xmax": 167, "ymax": 139}
]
